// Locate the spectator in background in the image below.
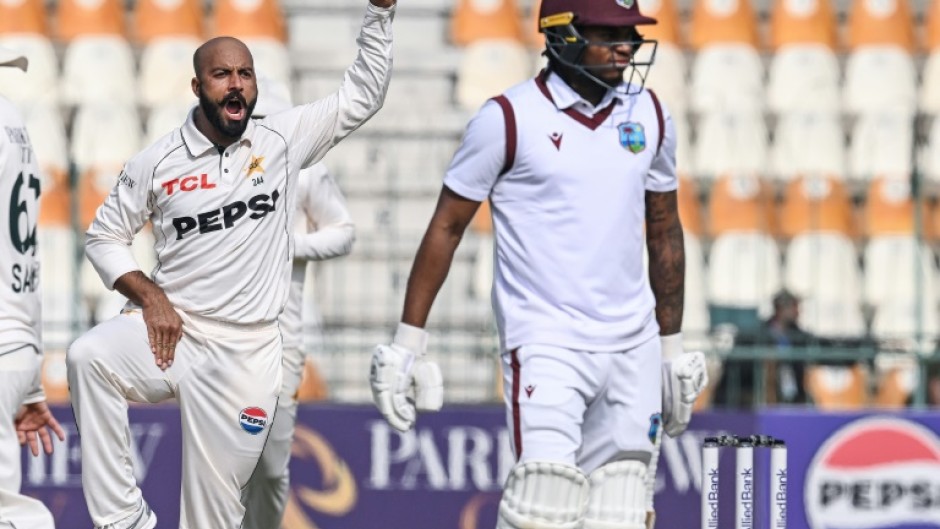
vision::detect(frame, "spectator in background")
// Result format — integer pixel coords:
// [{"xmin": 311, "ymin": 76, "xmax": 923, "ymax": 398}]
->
[{"xmin": 716, "ymin": 289, "xmax": 813, "ymax": 407}]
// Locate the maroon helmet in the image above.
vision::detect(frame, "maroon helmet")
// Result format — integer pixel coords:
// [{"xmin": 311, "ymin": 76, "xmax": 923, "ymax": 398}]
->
[{"xmin": 538, "ymin": 0, "xmax": 658, "ymax": 94}]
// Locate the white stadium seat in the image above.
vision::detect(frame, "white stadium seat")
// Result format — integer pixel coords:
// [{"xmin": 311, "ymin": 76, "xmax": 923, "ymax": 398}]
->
[
  {"xmin": 71, "ymin": 102, "xmax": 142, "ymax": 174},
  {"xmin": 0, "ymin": 34, "xmax": 60, "ymax": 106},
  {"xmin": 22, "ymin": 103, "xmax": 68, "ymax": 176},
  {"xmin": 848, "ymin": 113, "xmax": 913, "ymax": 182},
  {"xmin": 693, "ymin": 111, "xmax": 768, "ymax": 179},
  {"xmin": 843, "ymin": 46, "xmax": 917, "ymax": 117},
  {"xmin": 638, "ymin": 41, "xmax": 687, "ymax": 118},
  {"xmin": 707, "ymin": 232, "xmax": 782, "ymax": 317},
  {"xmin": 770, "ymin": 113, "xmax": 846, "ymax": 182},
  {"xmin": 690, "ymin": 44, "xmax": 764, "ymax": 114},
  {"xmin": 61, "ymin": 35, "xmax": 137, "ymax": 106},
  {"xmin": 138, "ymin": 36, "xmax": 201, "ymax": 108},
  {"xmin": 244, "ymin": 38, "xmax": 292, "ymax": 88},
  {"xmin": 683, "ymin": 234, "xmax": 711, "ymax": 346},
  {"xmin": 766, "ymin": 44, "xmax": 840, "ymax": 115}
]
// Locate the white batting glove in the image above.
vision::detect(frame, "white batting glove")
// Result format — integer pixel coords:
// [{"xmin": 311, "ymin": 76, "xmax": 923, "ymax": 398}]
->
[
  {"xmin": 370, "ymin": 323, "xmax": 444, "ymax": 432},
  {"xmin": 661, "ymin": 333, "xmax": 708, "ymax": 438}
]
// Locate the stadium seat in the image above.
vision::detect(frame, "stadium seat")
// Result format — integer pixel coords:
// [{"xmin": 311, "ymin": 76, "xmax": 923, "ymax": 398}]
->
[
  {"xmin": 843, "ymin": 47, "xmax": 917, "ymax": 117},
  {"xmin": 864, "ymin": 235, "xmax": 940, "ymax": 349},
  {"xmin": 873, "ymin": 353, "xmax": 918, "ymax": 408},
  {"xmin": 41, "ymin": 351, "xmax": 70, "ymax": 404},
  {"xmin": 56, "ymin": 0, "xmax": 125, "ymax": 41},
  {"xmin": 138, "ymin": 37, "xmax": 201, "ymax": 108},
  {"xmin": 706, "ymin": 175, "xmax": 781, "ymax": 321},
  {"xmin": 767, "ymin": 46, "xmax": 840, "ymax": 115},
  {"xmin": 639, "ymin": 0, "xmax": 681, "ymax": 45},
  {"xmin": 678, "ymin": 177, "xmax": 703, "ymax": 237},
  {"xmin": 145, "ymin": 101, "xmax": 194, "ymax": 145},
  {"xmin": 688, "ymin": 0, "xmax": 762, "ymax": 113},
  {"xmin": 707, "ymin": 174, "xmax": 777, "ymax": 237},
  {"xmin": 212, "ymin": 0, "xmax": 286, "ymax": 42},
  {"xmin": 767, "ymin": 0, "xmax": 839, "ymax": 114},
  {"xmin": 0, "ymin": 0, "xmax": 46, "ymax": 34},
  {"xmin": 450, "ymin": 0, "xmax": 524, "ymax": 47},
  {"xmin": 0, "ymin": 35, "xmax": 59, "ymax": 106},
  {"xmin": 0, "ymin": 0, "xmax": 56, "ymax": 106},
  {"xmin": 296, "ymin": 357, "xmax": 329, "ymax": 401},
  {"xmin": 683, "ymin": 233, "xmax": 711, "ymax": 346},
  {"xmin": 847, "ymin": 0, "xmax": 916, "ymax": 52},
  {"xmin": 844, "ymin": 0, "xmax": 917, "ymax": 116},
  {"xmin": 689, "ymin": 0, "xmax": 760, "ymax": 49},
  {"xmin": 39, "ymin": 225, "xmax": 78, "ymax": 349},
  {"xmin": 61, "ymin": 36, "xmax": 137, "ymax": 105},
  {"xmin": 848, "ymin": 114, "xmax": 914, "ymax": 182},
  {"xmin": 693, "ymin": 112, "xmax": 768, "ymax": 179},
  {"xmin": 779, "ymin": 175, "xmax": 854, "ymax": 239},
  {"xmin": 770, "ymin": 113, "xmax": 846, "ymax": 182},
  {"xmin": 805, "ymin": 364, "xmax": 868, "ymax": 409},
  {"xmin": 920, "ymin": 0, "xmax": 940, "ymax": 113},
  {"xmin": 455, "ymin": 39, "xmax": 532, "ymax": 111},
  {"xmin": 863, "ymin": 177, "xmax": 919, "ymax": 239},
  {"xmin": 132, "ymin": 0, "xmax": 202, "ymax": 43},
  {"xmin": 784, "ymin": 233, "xmax": 866, "ymax": 339},
  {"xmin": 22, "ymin": 103, "xmax": 69, "ymax": 179},
  {"xmin": 707, "ymin": 231, "xmax": 782, "ymax": 321},
  {"xmin": 71, "ymin": 102, "xmax": 142, "ymax": 178},
  {"xmin": 244, "ymin": 38, "xmax": 291, "ymax": 88}
]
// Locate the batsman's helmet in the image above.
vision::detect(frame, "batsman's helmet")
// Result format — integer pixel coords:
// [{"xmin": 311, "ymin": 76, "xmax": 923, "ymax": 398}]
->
[{"xmin": 538, "ymin": 0, "xmax": 658, "ymax": 94}]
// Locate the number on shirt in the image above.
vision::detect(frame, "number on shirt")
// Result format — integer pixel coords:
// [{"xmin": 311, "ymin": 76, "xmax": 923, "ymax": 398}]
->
[{"xmin": 8, "ymin": 171, "xmax": 40, "ymax": 256}]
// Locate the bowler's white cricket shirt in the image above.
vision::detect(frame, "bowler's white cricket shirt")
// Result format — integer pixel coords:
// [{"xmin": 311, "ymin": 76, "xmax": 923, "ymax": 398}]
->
[
  {"xmin": 86, "ymin": 4, "xmax": 392, "ymax": 324},
  {"xmin": 0, "ymin": 95, "xmax": 42, "ymax": 357},
  {"xmin": 444, "ymin": 71, "xmax": 678, "ymax": 352},
  {"xmin": 280, "ymin": 162, "xmax": 354, "ymax": 351}
]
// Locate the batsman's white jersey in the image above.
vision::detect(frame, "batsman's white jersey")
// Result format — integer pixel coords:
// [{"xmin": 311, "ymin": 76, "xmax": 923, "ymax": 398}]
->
[
  {"xmin": 242, "ymin": 162, "xmax": 354, "ymax": 529},
  {"xmin": 445, "ymin": 71, "xmax": 677, "ymax": 470},
  {"xmin": 444, "ymin": 71, "xmax": 677, "ymax": 353},
  {"xmin": 68, "ymin": 5, "xmax": 393, "ymax": 529},
  {"xmin": 0, "ymin": 94, "xmax": 55, "ymax": 529}
]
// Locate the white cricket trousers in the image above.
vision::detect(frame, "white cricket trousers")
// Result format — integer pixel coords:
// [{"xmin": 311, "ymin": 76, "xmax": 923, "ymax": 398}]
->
[
  {"xmin": 501, "ymin": 337, "xmax": 662, "ymax": 474},
  {"xmin": 241, "ymin": 346, "xmax": 304, "ymax": 529},
  {"xmin": 0, "ymin": 346, "xmax": 55, "ymax": 529},
  {"xmin": 67, "ymin": 310, "xmax": 282, "ymax": 529}
]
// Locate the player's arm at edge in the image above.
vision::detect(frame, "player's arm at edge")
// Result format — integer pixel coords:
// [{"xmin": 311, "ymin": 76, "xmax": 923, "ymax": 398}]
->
[
  {"xmin": 401, "ymin": 185, "xmax": 481, "ymax": 327},
  {"xmin": 645, "ymin": 189, "xmax": 684, "ymax": 337}
]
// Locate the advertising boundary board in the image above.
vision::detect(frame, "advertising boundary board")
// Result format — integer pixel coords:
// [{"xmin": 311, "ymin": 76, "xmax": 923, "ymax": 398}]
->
[{"xmin": 19, "ymin": 405, "xmax": 940, "ymax": 529}]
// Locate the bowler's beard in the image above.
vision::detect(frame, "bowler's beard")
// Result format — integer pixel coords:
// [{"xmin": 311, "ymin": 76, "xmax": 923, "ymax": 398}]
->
[{"xmin": 198, "ymin": 87, "xmax": 257, "ymax": 139}]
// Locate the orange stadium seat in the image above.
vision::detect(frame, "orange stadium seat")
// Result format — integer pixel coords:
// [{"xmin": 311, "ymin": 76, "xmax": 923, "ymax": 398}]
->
[
  {"xmin": 56, "ymin": 0, "xmax": 125, "ymax": 41},
  {"xmin": 770, "ymin": 114, "xmax": 845, "ymax": 182},
  {"xmin": 693, "ymin": 112, "xmax": 767, "ymax": 179},
  {"xmin": 847, "ymin": 0, "xmax": 916, "ymax": 52},
  {"xmin": 844, "ymin": 0, "xmax": 917, "ymax": 116},
  {"xmin": 690, "ymin": 0, "xmax": 760, "ymax": 49},
  {"xmin": 678, "ymin": 177, "xmax": 703, "ymax": 237},
  {"xmin": 779, "ymin": 175, "xmax": 854, "ymax": 239},
  {"xmin": 766, "ymin": 0, "xmax": 840, "ymax": 114},
  {"xmin": 41, "ymin": 351, "xmax": 70, "ymax": 404},
  {"xmin": 212, "ymin": 0, "xmax": 286, "ymax": 41},
  {"xmin": 873, "ymin": 353, "xmax": 918, "ymax": 407},
  {"xmin": 805, "ymin": 364, "xmax": 868, "ymax": 409},
  {"xmin": 133, "ymin": 0, "xmax": 202, "ymax": 43},
  {"xmin": 451, "ymin": 0, "xmax": 524, "ymax": 47},
  {"xmin": 296, "ymin": 358, "xmax": 329, "ymax": 401},
  {"xmin": 636, "ymin": 0, "xmax": 686, "ymax": 116},
  {"xmin": 0, "ymin": 0, "xmax": 46, "ymax": 35},
  {"xmin": 863, "ymin": 178, "xmax": 918, "ymax": 238},
  {"xmin": 920, "ymin": 0, "xmax": 940, "ymax": 113},
  {"xmin": 707, "ymin": 174, "xmax": 777, "ymax": 237}
]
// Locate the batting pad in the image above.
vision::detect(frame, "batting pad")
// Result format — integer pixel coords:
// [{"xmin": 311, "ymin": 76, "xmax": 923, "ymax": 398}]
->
[
  {"xmin": 584, "ymin": 459, "xmax": 648, "ymax": 529},
  {"xmin": 497, "ymin": 461, "xmax": 590, "ymax": 529}
]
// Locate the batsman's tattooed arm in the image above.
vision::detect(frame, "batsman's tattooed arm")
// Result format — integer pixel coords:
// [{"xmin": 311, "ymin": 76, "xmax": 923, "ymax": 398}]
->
[{"xmin": 645, "ymin": 189, "xmax": 684, "ymax": 335}]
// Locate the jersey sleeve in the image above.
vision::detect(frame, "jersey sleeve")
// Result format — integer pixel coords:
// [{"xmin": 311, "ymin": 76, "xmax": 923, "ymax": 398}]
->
[
  {"xmin": 442, "ymin": 99, "xmax": 506, "ymax": 202},
  {"xmin": 293, "ymin": 163, "xmax": 355, "ymax": 261},
  {"xmin": 262, "ymin": 3, "xmax": 393, "ymax": 171},
  {"xmin": 646, "ymin": 104, "xmax": 678, "ymax": 193},
  {"xmin": 84, "ymin": 157, "xmax": 152, "ymax": 289}
]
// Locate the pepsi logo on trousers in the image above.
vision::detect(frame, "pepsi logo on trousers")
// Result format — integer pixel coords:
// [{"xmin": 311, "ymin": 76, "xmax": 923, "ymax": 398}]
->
[{"xmin": 239, "ymin": 407, "xmax": 268, "ymax": 435}]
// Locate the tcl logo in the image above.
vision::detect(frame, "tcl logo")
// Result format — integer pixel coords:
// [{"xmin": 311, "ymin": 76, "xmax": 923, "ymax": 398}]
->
[
  {"xmin": 162, "ymin": 174, "xmax": 216, "ymax": 195},
  {"xmin": 171, "ymin": 190, "xmax": 280, "ymax": 240}
]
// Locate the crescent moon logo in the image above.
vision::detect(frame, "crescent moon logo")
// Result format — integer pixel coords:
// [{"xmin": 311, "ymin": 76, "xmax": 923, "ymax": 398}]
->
[{"xmin": 281, "ymin": 425, "xmax": 358, "ymax": 529}]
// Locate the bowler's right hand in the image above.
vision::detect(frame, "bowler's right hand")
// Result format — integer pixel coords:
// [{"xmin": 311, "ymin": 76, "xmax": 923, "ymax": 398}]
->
[
  {"xmin": 142, "ymin": 294, "xmax": 183, "ymax": 371},
  {"xmin": 370, "ymin": 323, "xmax": 443, "ymax": 432}
]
